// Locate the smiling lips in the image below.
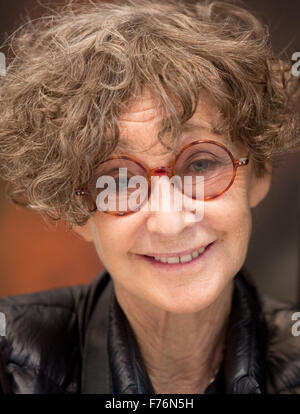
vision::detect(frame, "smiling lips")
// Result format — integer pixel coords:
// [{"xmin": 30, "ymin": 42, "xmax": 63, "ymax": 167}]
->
[
  {"xmin": 152, "ymin": 247, "xmax": 206, "ymax": 264},
  {"xmin": 144, "ymin": 244, "xmax": 212, "ymax": 265}
]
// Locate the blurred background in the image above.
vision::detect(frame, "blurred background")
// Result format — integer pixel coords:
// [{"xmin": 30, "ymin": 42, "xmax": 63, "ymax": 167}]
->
[{"xmin": 0, "ymin": 0, "xmax": 299, "ymax": 304}]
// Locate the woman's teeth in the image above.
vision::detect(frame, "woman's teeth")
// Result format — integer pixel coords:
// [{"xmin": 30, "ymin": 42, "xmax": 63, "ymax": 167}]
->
[{"xmin": 153, "ymin": 247, "xmax": 206, "ymax": 264}]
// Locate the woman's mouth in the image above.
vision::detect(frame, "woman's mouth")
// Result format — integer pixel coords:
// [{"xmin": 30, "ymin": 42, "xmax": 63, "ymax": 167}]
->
[{"xmin": 139, "ymin": 242, "xmax": 215, "ymax": 271}]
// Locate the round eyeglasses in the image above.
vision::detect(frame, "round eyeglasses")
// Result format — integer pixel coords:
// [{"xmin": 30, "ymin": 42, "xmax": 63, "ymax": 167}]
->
[{"xmin": 75, "ymin": 140, "xmax": 249, "ymax": 216}]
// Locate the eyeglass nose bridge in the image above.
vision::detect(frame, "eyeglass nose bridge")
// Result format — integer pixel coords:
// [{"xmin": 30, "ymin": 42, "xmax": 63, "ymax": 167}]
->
[{"xmin": 148, "ymin": 166, "xmax": 173, "ymax": 178}]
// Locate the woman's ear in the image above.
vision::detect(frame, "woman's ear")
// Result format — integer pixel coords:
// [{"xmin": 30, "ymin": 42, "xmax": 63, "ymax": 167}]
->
[
  {"xmin": 249, "ymin": 163, "xmax": 272, "ymax": 208},
  {"xmin": 72, "ymin": 222, "xmax": 94, "ymax": 242}
]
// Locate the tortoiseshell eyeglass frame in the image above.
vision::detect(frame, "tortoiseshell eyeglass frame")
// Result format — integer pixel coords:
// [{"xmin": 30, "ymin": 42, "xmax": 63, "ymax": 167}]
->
[{"xmin": 75, "ymin": 139, "xmax": 249, "ymax": 216}]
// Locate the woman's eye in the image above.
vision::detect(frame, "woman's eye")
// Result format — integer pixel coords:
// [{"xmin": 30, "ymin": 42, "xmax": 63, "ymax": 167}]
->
[
  {"xmin": 115, "ymin": 177, "xmax": 129, "ymax": 190},
  {"xmin": 94, "ymin": 175, "xmax": 129, "ymax": 194},
  {"xmin": 189, "ymin": 159, "xmax": 218, "ymax": 172}
]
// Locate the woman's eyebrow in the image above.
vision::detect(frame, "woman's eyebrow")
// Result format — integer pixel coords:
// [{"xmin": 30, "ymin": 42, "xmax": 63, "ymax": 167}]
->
[
  {"xmin": 182, "ymin": 120, "xmax": 210, "ymax": 131},
  {"xmin": 182, "ymin": 119, "xmax": 222, "ymax": 135},
  {"xmin": 115, "ymin": 119, "xmax": 223, "ymax": 152},
  {"xmin": 115, "ymin": 139, "xmax": 139, "ymax": 152}
]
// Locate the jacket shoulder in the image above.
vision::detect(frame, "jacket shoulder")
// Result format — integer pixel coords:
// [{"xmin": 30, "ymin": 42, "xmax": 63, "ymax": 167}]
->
[
  {"xmin": 0, "ymin": 270, "xmax": 110, "ymax": 394},
  {"xmin": 261, "ymin": 295, "xmax": 300, "ymax": 393}
]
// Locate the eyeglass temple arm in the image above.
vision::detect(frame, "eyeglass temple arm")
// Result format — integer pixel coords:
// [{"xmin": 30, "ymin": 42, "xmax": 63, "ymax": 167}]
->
[
  {"xmin": 236, "ymin": 155, "xmax": 249, "ymax": 167},
  {"xmin": 75, "ymin": 187, "xmax": 90, "ymax": 196}
]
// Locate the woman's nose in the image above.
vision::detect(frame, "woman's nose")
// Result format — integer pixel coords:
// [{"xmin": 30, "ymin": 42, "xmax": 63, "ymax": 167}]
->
[{"xmin": 145, "ymin": 176, "xmax": 199, "ymax": 235}]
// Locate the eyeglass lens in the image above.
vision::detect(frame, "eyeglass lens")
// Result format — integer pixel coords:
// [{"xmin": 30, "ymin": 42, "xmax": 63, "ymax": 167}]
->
[{"xmin": 90, "ymin": 142, "xmax": 235, "ymax": 214}]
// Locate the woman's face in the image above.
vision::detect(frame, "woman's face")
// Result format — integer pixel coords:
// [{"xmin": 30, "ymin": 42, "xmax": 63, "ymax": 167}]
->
[{"xmin": 74, "ymin": 90, "xmax": 271, "ymax": 313}]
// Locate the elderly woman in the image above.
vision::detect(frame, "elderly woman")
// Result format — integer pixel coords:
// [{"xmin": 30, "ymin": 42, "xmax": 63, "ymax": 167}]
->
[{"xmin": 0, "ymin": 0, "xmax": 300, "ymax": 395}]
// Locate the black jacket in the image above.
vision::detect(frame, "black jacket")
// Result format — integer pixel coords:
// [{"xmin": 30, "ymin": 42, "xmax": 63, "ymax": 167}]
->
[{"xmin": 0, "ymin": 269, "xmax": 300, "ymax": 394}]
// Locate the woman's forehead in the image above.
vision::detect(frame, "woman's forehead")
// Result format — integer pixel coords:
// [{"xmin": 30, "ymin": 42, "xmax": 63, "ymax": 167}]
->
[
  {"xmin": 116, "ymin": 91, "xmax": 229, "ymax": 154},
  {"xmin": 118, "ymin": 88, "xmax": 218, "ymax": 125},
  {"xmin": 116, "ymin": 116, "xmax": 233, "ymax": 158}
]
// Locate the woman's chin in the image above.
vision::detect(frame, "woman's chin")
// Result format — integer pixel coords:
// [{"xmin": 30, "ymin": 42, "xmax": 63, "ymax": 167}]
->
[{"xmin": 143, "ymin": 283, "xmax": 230, "ymax": 314}]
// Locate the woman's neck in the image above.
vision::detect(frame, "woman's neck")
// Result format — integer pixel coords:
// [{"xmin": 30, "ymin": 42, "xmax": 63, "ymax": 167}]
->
[{"xmin": 114, "ymin": 279, "xmax": 234, "ymax": 394}]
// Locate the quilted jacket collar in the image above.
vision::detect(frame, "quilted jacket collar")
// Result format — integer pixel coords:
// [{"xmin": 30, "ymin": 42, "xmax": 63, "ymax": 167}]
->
[{"xmin": 81, "ymin": 270, "xmax": 266, "ymax": 394}]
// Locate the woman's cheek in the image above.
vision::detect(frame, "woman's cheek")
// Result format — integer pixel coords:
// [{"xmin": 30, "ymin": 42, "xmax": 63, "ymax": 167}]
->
[
  {"xmin": 92, "ymin": 216, "xmax": 133, "ymax": 266},
  {"xmin": 204, "ymin": 192, "xmax": 252, "ymax": 267}
]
